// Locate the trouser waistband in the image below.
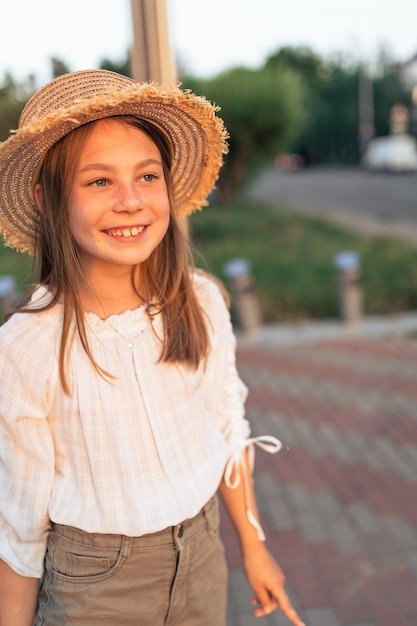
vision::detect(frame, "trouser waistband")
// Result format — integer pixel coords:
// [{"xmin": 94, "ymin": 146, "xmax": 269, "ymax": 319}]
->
[{"xmin": 52, "ymin": 494, "xmax": 218, "ymax": 551}]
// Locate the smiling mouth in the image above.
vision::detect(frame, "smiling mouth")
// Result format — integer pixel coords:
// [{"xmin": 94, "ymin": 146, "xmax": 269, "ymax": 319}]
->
[{"xmin": 106, "ymin": 226, "xmax": 146, "ymax": 238}]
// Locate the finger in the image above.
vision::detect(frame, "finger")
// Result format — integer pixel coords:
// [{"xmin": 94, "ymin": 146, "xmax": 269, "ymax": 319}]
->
[
  {"xmin": 283, "ymin": 604, "xmax": 306, "ymax": 626},
  {"xmin": 251, "ymin": 583, "xmax": 305, "ymax": 624},
  {"xmin": 254, "ymin": 605, "xmax": 276, "ymax": 617},
  {"xmin": 270, "ymin": 588, "xmax": 305, "ymax": 626},
  {"xmin": 251, "ymin": 588, "xmax": 278, "ymax": 617},
  {"xmin": 257, "ymin": 586, "xmax": 275, "ymax": 608}
]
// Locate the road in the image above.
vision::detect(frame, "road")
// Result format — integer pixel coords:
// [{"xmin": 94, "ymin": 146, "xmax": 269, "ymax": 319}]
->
[{"xmin": 248, "ymin": 166, "xmax": 417, "ymax": 243}]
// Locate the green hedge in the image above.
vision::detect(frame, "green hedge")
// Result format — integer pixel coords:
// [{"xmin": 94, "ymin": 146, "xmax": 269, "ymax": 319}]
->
[{"xmin": 190, "ymin": 201, "xmax": 417, "ymax": 323}]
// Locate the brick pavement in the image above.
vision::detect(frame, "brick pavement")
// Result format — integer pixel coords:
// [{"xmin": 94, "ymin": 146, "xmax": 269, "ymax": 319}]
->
[{"xmin": 222, "ymin": 334, "xmax": 417, "ymax": 626}]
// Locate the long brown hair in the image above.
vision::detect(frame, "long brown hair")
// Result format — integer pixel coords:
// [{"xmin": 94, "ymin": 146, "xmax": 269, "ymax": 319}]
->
[{"xmin": 12, "ymin": 116, "xmax": 210, "ymax": 393}]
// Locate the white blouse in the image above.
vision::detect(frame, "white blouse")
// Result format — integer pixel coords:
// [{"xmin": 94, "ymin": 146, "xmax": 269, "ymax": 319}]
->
[{"xmin": 0, "ymin": 272, "xmax": 281, "ymax": 578}]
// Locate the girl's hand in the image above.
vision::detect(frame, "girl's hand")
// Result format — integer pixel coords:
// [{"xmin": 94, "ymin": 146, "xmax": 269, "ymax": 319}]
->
[{"xmin": 243, "ymin": 545, "xmax": 306, "ymax": 625}]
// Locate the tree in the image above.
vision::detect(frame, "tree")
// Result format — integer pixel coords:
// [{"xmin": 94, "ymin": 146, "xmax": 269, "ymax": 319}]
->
[
  {"xmin": 0, "ymin": 73, "xmax": 32, "ymax": 141},
  {"xmin": 51, "ymin": 57, "xmax": 71, "ymax": 79},
  {"xmin": 265, "ymin": 46, "xmax": 326, "ymax": 92},
  {"xmin": 266, "ymin": 46, "xmax": 361, "ymax": 163},
  {"xmin": 183, "ymin": 67, "xmax": 305, "ymax": 202},
  {"xmin": 265, "ymin": 45, "xmax": 412, "ymax": 165},
  {"xmin": 372, "ymin": 49, "xmax": 411, "ymax": 137},
  {"xmin": 0, "ymin": 98, "xmax": 24, "ymax": 141},
  {"xmin": 315, "ymin": 63, "xmax": 360, "ymax": 163},
  {"xmin": 100, "ymin": 56, "xmax": 131, "ymax": 77}
]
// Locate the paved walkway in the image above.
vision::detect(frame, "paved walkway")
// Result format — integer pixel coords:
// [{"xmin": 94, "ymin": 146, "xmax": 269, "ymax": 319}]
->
[{"xmin": 223, "ymin": 322, "xmax": 417, "ymax": 626}]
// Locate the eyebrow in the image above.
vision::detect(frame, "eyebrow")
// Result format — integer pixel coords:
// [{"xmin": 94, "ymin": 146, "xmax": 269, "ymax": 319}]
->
[{"xmin": 78, "ymin": 158, "xmax": 163, "ymax": 173}]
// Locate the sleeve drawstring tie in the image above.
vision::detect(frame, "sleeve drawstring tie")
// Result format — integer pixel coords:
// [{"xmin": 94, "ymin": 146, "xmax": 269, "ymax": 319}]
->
[{"xmin": 224, "ymin": 435, "xmax": 282, "ymax": 541}]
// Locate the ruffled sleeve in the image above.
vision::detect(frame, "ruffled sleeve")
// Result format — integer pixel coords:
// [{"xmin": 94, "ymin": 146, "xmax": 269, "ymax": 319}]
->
[
  {"xmin": 195, "ymin": 273, "xmax": 282, "ymax": 537},
  {"xmin": 0, "ymin": 310, "xmax": 58, "ymax": 577}
]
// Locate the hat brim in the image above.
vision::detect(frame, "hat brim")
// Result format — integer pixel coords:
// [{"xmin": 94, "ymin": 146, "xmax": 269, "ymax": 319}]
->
[{"xmin": 0, "ymin": 79, "xmax": 228, "ymax": 254}]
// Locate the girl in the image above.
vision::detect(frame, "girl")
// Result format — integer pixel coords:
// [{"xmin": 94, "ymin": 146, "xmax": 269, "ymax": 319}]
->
[{"xmin": 0, "ymin": 70, "xmax": 304, "ymax": 626}]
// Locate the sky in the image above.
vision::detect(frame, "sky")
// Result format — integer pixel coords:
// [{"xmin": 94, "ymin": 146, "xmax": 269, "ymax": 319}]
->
[{"xmin": 0, "ymin": 0, "xmax": 416, "ymax": 87}]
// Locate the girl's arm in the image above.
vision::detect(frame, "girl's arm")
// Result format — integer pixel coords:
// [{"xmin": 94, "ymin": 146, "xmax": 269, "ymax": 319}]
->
[
  {"xmin": 0, "ymin": 560, "xmax": 39, "ymax": 626},
  {"xmin": 218, "ymin": 453, "xmax": 305, "ymax": 625}
]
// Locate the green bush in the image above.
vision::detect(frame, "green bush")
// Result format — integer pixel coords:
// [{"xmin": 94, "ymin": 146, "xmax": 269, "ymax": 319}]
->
[
  {"xmin": 0, "ymin": 242, "xmax": 33, "ymax": 293},
  {"xmin": 190, "ymin": 201, "xmax": 417, "ymax": 323}
]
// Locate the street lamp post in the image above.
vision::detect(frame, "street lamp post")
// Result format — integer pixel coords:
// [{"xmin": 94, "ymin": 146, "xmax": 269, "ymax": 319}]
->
[
  {"xmin": 130, "ymin": 1, "xmax": 189, "ymax": 233},
  {"xmin": 130, "ymin": 0, "xmax": 176, "ymax": 85}
]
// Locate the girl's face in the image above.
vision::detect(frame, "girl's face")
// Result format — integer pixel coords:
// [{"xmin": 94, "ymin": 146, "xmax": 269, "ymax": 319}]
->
[{"xmin": 66, "ymin": 118, "xmax": 171, "ymax": 278}]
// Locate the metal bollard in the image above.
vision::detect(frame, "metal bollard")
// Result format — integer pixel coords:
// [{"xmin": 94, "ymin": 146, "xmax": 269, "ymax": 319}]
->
[
  {"xmin": 0, "ymin": 275, "xmax": 18, "ymax": 319},
  {"xmin": 223, "ymin": 258, "xmax": 262, "ymax": 337},
  {"xmin": 333, "ymin": 251, "xmax": 362, "ymax": 325}
]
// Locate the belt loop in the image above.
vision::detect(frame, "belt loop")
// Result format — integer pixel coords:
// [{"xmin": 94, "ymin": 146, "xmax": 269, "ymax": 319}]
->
[
  {"xmin": 120, "ymin": 535, "xmax": 133, "ymax": 560},
  {"xmin": 203, "ymin": 497, "xmax": 216, "ymax": 539}
]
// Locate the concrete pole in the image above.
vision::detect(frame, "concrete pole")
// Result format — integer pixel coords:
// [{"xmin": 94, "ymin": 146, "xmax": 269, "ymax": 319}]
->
[
  {"xmin": 130, "ymin": 0, "xmax": 176, "ymax": 85},
  {"xmin": 130, "ymin": 0, "xmax": 190, "ymax": 235}
]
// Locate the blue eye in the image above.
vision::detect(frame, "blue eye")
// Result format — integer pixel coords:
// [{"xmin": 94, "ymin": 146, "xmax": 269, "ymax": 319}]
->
[{"xmin": 93, "ymin": 178, "xmax": 107, "ymax": 187}]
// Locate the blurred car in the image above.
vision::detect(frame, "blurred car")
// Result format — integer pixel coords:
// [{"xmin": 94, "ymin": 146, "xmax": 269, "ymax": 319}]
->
[{"xmin": 362, "ymin": 134, "xmax": 417, "ymax": 172}]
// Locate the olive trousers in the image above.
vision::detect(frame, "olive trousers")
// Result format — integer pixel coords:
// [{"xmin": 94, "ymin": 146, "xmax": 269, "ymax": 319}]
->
[{"xmin": 35, "ymin": 495, "xmax": 228, "ymax": 625}]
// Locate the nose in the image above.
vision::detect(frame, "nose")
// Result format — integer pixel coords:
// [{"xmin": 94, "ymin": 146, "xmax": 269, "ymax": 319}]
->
[{"xmin": 112, "ymin": 183, "xmax": 144, "ymax": 213}]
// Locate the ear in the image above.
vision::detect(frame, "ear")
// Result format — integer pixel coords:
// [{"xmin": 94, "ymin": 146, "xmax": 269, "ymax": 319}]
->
[{"xmin": 33, "ymin": 183, "xmax": 43, "ymax": 213}]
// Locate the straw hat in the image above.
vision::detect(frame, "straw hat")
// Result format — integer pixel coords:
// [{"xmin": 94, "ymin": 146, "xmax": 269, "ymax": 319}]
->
[{"xmin": 0, "ymin": 69, "xmax": 228, "ymax": 254}]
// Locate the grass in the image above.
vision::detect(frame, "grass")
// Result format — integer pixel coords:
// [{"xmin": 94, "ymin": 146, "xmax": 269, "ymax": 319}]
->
[
  {"xmin": 0, "ymin": 243, "xmax": 34, "ymax": 293},
  {"xmin": 189, "ymin": 201, "xmax": 417, "ymax": 323},
  {"xmin": 2, "ymin": 200, "xmax": 417, "ymax": 324}
]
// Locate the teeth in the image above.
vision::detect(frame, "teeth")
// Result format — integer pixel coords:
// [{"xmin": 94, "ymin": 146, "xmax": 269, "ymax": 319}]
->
[{"xmin": 108, "ymin": 226, "xmax": 145, "ymax": 237}]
